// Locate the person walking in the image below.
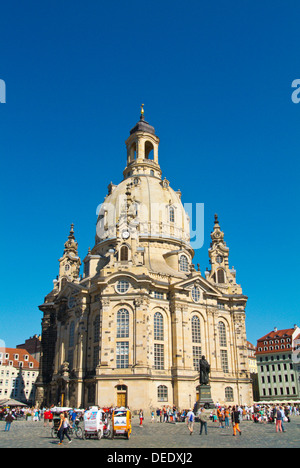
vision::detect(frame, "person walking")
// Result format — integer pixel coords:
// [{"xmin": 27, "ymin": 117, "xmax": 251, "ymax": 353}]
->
[
  {"xmin": 224, "ymin": 407, "xmax": 230, "ymax": 429},
  {"xmin": 44, "ymin": 408, "xmax": 52, "ymax": 427},
  {"xmin": 139, "ymin": 409, "xmax": 144, "ymax": 427},
  {"xmin": 4, "ymin": 412, "xmax": 14, "ymax": 432},
  {"xmin": 57, "ymin": 412, "xmax": 72, "ymax": 445},
  {"xmin": 163, "ymin": 406, "xmax": 167, "ymax": 422},
  {"xmin": 280, "ymin": 407, "xmax": 286, "ymax": 432},
  {"xmin": 199, "ymin": 408, "xmax": 209, "ymax": 435},
  {"xmin": 231, "ymin": 406, "xmax": 242, "ymax": 436},
  {"xmin": 70, "ymin": 409, "xmax": 77, "ymax": 428},
  {"xmin": 217, "ymin": 407, "xmax": 224, "ymax": 429},
  {"xmin": 186, "ymin": 408, "xmax": 195, "ymax": 436},
  {"xmin": 43, "ymin": 408, "xmax": 49, "ymax": 427},
  {"xmin": 275, "ymin": 406, "xmax": 283, "ymax": 433}
]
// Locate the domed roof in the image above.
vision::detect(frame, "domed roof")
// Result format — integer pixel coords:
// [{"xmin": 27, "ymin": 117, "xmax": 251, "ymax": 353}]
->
[
  {"xmin": 94, "ymin": 108, "xmax": 192, "ymax": 272},
  {"xmin": 129, "ymin": 104, "xmax": 156, "ymax": 136},
  {"xmin": 129, "ymin": 117, "xmax": 155, "ymax": 136},
  {"xmin": 96, "ymin": 174, "xmax": 190, "ymax": 246}
]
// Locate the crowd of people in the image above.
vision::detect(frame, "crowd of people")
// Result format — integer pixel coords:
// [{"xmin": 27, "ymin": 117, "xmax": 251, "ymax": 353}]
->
[
  {"xmin": 148, "ymin": 403, "xmax": 300, "ymax": 436},
  {"xmin": 1, "ymin": 402, "xmax": 299, "ymax": 437},
  {"xmin": 150, "ymin": 406, "xmax": 196, "ymax": 423},
  {"xmin": 0, "ymin": 406, "xmax": 43, "ymax": 423}
]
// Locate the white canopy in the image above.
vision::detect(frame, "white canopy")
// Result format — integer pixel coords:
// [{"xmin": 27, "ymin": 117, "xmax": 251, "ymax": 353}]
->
[
  {"xmin": 0, "ymin": 398, "xmax": 28, "ymax": 407},
  {"xmin": 50, "ymin": 407, "xmax": 72, "ymax": 413}
]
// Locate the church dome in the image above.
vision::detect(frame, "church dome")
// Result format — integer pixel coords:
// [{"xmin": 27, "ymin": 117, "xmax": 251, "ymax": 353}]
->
[
  {"xmin": 96, "ymin": 174, "xmax": 191, "ymax": 246},
  {"xmin": 93, "ymin": 107, "xmax": 193, "ymax": 277}
]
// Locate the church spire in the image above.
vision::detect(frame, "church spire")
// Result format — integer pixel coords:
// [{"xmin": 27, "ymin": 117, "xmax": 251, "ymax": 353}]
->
[
  {"xmin": 206, "ymin": 214, "xmax": 229, "ymax": 285},
  {"xmin": 210, "ymin": 214, "xmax": 225, "ymax": 246},
  {"xmin": 58, "ymin": 224, "xmax": 81, "ymax": 282},
  {"xmin": 64, "ymin": 223, "xmax": 78, "ymax": 255},
  {"xmin": 206, "ymin": 214, "xmax": 242, "ymax": 293}
]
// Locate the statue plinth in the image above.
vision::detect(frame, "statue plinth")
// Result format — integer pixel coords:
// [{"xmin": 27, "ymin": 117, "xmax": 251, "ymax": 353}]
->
[
  {"xmin": 194, "ymin": 385, "xmax": 214, "ymax": 412},
  {"xmin": 199, "ymin": 385, "xmax": 214, "ymax": 407}
]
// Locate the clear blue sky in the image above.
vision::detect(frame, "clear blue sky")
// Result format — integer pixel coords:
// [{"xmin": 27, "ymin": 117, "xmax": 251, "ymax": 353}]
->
[{"xmin": 0, "ymin": 0, "xmax": 299, "ymax": 348}]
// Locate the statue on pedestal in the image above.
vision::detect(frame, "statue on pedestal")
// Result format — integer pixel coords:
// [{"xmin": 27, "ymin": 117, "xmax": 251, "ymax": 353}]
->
[{"xmin": 199, "ymin": 355, "xmax": 210, "ymax": 386}]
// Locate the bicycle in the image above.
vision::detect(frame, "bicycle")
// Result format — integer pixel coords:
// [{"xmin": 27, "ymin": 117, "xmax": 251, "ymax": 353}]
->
[
  {"xmin": 51, "ymin": 420, "xmax": 83, "ymax": 440},
  {"xmin": 68, "ymin": 421, "xmax": 83, "ymax": 439}
]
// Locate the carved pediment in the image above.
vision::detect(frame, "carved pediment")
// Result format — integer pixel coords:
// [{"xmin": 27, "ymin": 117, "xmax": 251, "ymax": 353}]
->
[{"xmin": 171, "ymin": 275, "xmax": 221, "ymax": 297}]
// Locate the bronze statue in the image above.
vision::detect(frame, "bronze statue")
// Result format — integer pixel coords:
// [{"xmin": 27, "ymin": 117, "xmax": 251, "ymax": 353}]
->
[{"xmin": 199, "ymin": 355, "xmax": 210, "ymax": 385}]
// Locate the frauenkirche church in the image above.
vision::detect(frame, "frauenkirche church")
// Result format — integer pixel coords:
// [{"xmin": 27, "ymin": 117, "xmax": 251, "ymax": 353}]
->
[{"xmin": 35, "ymin": 107, "xmax": 253, "ymax": 411}]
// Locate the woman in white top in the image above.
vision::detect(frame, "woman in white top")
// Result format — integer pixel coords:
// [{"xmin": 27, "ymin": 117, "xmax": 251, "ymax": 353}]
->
[{"xmin": 58, "ymin": 412, "xmax": 72, "ymax": 445}]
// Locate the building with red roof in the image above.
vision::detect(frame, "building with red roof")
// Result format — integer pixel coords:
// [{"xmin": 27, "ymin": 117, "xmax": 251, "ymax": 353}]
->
[
  {"xmin": 256, "ymin": 325, "xmax": 300, "ymax": 402},
  {"xmin": 0, "ymin": 347, "xmax": 39, "ymax": 406}
]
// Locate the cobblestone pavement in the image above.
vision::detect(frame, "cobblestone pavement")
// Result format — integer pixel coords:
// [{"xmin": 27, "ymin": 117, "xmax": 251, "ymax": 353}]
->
[{"xmin": 0, "ymin": 416, "xmax": 299, "ymax": 449}]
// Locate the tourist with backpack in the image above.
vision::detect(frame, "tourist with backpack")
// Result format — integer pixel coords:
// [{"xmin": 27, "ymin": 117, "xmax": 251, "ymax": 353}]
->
[{"xmin": 186, "ymin": 408, "xmax": 195, "ymax": 435}]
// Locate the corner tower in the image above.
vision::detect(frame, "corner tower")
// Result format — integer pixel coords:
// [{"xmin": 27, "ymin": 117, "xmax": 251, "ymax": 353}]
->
[{"xmin": 58, "ymin": 224, "xmax": 81, "ymax": 283}]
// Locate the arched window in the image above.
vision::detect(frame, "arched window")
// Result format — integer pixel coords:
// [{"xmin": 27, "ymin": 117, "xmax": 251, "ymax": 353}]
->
[
  {"xmin": 154, "ymin": 312, "xmax": 164, "ymax": 341},
  {"xmin": 225, "ymin": 387, "xmax": 234, "ymax": 402},
  {"xmin": 69, "ymin": 322, "xmax": 75, "ymax": 348},
  {"xmin": 191, "ymin": 286, "xmax": 201, "ymax": 303},
  {"xmin": 192, "ymin": 316, "xmax": 201, "ymax": 344},
  {"xmin": 120, "ymin": 245, "xmax": 129, "ymax": 261},
  {"xmin": 169, "ymin": 206, "xmax": 175, "ymax": 223},
  {"xmin": 117, "ymin": 308, "xmax": 129, "ymax": 338},
  {"xmin": 217, "ymin": 269, "xmax": 225, "ymax": 283},
  {"xmin": 157, "ymin": 385, "xmax": 168, "ymax": 402},
  {"xmin": 94, "ymin": 315, "xmax": 100, "ymax": 343},
  {"xmin": 154, "ymin": 312, "xmax": 164, "ymax": 370},
  {"xmin": 179, "ymin": 255, "xmax": 189, "ymax": 272},
  {"xmin": 145, "ymin": 141, "xmax": 154, "ymax": 159},
  {"xmin": 117, "ymin": 385, "xmax": 127, "ymax": 391},
  {"xmin": 192, "ymin": 315, "xmax": 202, "ymax": 371},
  {"xmin": 218, "ymin": 321, "xmax": 227, "ymax": 347},
  {"xmin": 129, "ymin": 141, "xmax": 137, "ymax": 162}
]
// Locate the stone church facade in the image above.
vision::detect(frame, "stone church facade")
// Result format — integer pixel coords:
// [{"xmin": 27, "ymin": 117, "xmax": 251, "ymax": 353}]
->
[{"xmin": 35, "ymin": 109, "xmax": 253, "ymax": 411}]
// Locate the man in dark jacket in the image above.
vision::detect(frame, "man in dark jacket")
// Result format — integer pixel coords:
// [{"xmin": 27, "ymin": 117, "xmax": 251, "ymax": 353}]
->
[
  {"xmin": 5, "ymin": 412, "xmax": 14, "ymax": 432},
  {"xmin": 199, "ymin": 408, "xmax": 209, "ymax": 435},
  {"xmin": 231, "ymin": 406, "xmax": 241, "ymax": 436}
]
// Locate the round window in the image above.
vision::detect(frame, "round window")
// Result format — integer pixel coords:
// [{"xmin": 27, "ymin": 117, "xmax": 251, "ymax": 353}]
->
[{"xmin": 116, "ymin": 280, "xmax": 130, "ymax": 294}]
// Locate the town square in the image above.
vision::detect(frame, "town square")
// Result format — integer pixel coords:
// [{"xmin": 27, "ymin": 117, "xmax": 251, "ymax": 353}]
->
[
  {"xmin": 1, "ymin": 1, "xmax": 300, "ymax": 452},
  {"xmin": 0, "ymin": 407, "xmax": 299, "ymax": 449}
]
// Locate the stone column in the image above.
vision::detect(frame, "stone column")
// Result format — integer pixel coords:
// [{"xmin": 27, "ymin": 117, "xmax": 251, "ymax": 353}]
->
[{"xmin": 134, "ymin": 296, "xmax": 150, "ymax": 372}]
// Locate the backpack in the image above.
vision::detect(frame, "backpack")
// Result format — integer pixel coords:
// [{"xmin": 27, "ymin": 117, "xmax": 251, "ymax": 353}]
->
[{"xmin": 189, "ymin": 413, "xmax": 194, "ymax": 422}]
